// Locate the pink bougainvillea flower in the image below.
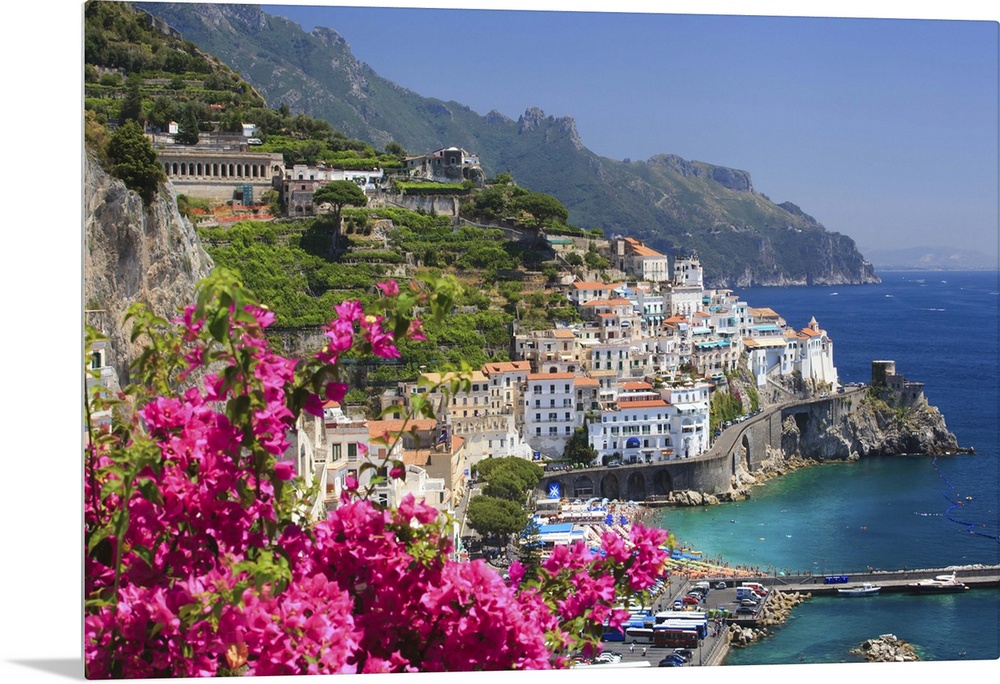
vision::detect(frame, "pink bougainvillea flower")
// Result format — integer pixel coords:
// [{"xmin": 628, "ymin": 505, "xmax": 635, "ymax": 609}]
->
[
  {"xmin": 302, "ymin": 392, "xmax": 325, "ymax": 417},
  {"xmin": 407, "ymin": 318, "xmax": 427, "ymax": 342},
  {"xmin": 334, "ymin": 299, "xmax": 364, "ymax": 324},
  {"xmin": 376, "ymin": 280, "xmax": 399, "ymax": 297},
  {"xmin": 325, "ymin": 382, "xmax": 348, "ymax": 402},
  {"xmin": 273, "ymin": 461, "xmax": 296, "ymax": 481}
]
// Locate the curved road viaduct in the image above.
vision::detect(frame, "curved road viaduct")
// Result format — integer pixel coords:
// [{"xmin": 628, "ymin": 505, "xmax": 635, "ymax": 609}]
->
[{"xmin": 536, "ymin": 388, "xmax": 864, "ymax": 502}]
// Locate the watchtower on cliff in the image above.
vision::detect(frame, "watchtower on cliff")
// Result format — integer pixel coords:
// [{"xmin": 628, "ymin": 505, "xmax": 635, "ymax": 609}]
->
[{"xmin": 871, "ymin": 360, "xmax": 926, "ymax": 407}]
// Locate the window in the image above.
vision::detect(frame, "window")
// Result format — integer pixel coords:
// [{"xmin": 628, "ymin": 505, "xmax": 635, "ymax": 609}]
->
[
  {"xmin": 331, "ymin": 444, "xmax": 341, "ymax": 461},
  {"xmin": 347, "ymin": 443, "xmax": 358, "ymax": 461}
]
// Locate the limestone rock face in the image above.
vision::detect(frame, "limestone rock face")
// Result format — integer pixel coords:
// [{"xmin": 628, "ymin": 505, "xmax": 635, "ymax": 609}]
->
[
  {"xmin": 84, "ymin": 154, "xmax": 214, "ymax": 385},
  {"xmin": 779, "ymin": 392, "xmax": 961, "ymax": 460},
  {"xmin": 844, "ymin": 394, "xmax": 961, "ymax": 456}
]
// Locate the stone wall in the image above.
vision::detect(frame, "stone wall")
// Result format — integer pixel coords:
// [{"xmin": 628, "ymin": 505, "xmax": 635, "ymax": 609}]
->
[{"xmin": 379, "ymin": 193, "xmax": 461, "ymax": 217}]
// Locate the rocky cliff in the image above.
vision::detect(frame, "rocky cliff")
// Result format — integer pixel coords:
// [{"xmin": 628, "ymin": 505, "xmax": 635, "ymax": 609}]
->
[
  {"xmin": 780, "ymin": 391, "xmax": 963, "ymax": 461},
  {"xmin": 84, "ymin": 154, "xmax": 214, "ymax": 386}
]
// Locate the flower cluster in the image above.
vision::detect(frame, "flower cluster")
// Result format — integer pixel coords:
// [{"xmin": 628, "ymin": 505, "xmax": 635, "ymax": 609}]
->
[{"xmin": 84, "ymin": 271, "xmax": 669, "ymax": 677}]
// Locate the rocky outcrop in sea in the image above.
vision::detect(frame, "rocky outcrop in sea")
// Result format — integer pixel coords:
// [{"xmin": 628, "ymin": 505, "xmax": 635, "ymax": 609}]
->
[{"xmin": 851, "ymin": 634, "xmax": 920, "ymax": 662}]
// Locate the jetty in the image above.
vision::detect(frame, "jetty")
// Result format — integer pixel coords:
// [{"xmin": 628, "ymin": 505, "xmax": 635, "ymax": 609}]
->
[{"xmin": 770, "ymin": 566, "xmax": 1000, "ymax": 594}]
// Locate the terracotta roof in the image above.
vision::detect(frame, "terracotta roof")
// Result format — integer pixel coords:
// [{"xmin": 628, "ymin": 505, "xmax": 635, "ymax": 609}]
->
[
  {"xmin": 798, "ymin": 327, "xmax": 822, "ymax": 337},
  {"xmin": 574, "ymin": 377, "xmax": 600, "ymax": 387},
  {"xmin": 628, "ymin": 243, "xmax": 665, "ymax": 258},
  {"xmin": 368, "ymin": 418, "xmax": 437, "ymax": 440},
  {"xmin": 552, "ymin": 329, "xmax": 576, "ymax": 338},
  {"xmin": 527, "ymin": 372, "xmax": 577, "ymax": 381},
  {"xmin": 402, "ymin": 448, "xmax": 432, "ymax": 466},
  {"xmin": 421, "ymin": 370, "xmax": 488, "ymax": 384},
  {"xmin": 482, "ymin": 360, "xmax": 531, "ymax": 374},
  {"xmin": 622, "ymin": 381, "xmax": 653, "ymax": 390},
  {"xmin": 572, "ymin": 281, "xmax": 612, "ymax": 290},
  {"xmin": 323, "ymin": 400, "xmax": 341, "ymax": 408},
  {"xmin": 614, "ymin": 399, "xmax": 668, "ymax": 409}
]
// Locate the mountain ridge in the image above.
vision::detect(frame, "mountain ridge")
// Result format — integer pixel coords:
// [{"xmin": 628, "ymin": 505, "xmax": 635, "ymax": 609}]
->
[{"xmin": 136, "ymin": 2, "xmax": 879, "ymax": 288}]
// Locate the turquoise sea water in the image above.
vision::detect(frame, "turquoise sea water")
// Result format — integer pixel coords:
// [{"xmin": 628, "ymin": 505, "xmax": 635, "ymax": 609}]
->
[{"xmin": 649, "ymin": 270, "xmax": 1000, "ymax": 665}]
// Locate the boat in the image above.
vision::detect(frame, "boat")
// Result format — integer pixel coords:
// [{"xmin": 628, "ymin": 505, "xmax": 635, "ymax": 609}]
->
[
  {"xmin": 906, "ymin": 572, "xmax": 969, "ymax": 594},
  {"xmin": 837, "ymin": 583, "xmax": 881, "ymax": 597}
]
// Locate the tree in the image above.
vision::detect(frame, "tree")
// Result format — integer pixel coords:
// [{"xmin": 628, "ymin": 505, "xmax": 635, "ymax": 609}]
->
[
  {"xmin": 106, "ymin": 119, "xmax": 165, "ymax": 204},
  {"xmin": 515, "ymin": 192, "xmax": 569, "ymax": 226},
  {"xmin": 466, "ymin": 494, "xmax": 528, "ymax": 541},
  {"xmin": 176, "ymin": 103, "xmax": 200, "ymax": 145},
  {"xmin": 563, "ymin": 427, "xmax": 598, "ymax": 467},
  {"xmin": 119, "ymin": 75, "xmax": 144, "ymax": 125},
  {"xmin": 313, "ymin": 180, "xmax": 368, "ymax": 257},
  {"xmin": 482, "ymin": 472, "xmax": 527, "ymax": 503},
  {"xmin": 384, "ymin": 141, "xmax": 406, "ymax": 158},
  {"xmin": 476, "ymin": 457, "xmax": 543, "ymax": 492},
  {"xmin": 146, "ymin": 96, "xmax": 176, "ymax": 132},
  {"xmin": 517, "ymin": 518, "xmax": 544, "ymax": 583}
]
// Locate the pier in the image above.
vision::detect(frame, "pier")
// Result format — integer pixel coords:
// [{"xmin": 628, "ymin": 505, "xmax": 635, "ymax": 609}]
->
[{"xmin": 769, "ymin": 565, "xmax": 1000, "ymax": 594}]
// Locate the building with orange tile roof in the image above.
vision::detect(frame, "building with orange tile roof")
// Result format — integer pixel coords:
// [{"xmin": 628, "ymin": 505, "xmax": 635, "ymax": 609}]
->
[{"xmin": 612, "ymin": 236, "xmax": 670, "ymax": 282}]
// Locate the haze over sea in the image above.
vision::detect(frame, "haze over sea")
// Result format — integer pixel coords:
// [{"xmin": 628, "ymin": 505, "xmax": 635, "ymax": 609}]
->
[{"xmin": 651, "ymin": 270, "xmax": 1000, "ymax": 664}]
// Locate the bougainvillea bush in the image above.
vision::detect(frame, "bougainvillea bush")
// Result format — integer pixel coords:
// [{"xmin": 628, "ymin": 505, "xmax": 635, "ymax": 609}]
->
[{"xmin": 84, "ymin": 270, "xmax": 668, "ymax": 678}]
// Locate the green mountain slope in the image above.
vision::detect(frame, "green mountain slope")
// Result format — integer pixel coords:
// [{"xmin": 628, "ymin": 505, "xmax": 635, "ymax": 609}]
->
[{"xmin": 136, "ymin": 1, "xmax": 879, "ymax": 287}]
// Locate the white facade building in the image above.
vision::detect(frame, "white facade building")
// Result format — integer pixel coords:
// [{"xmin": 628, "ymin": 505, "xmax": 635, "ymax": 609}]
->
[{"xmin": 524, "ymin": 373, "xmax": 578, "ymax": 457}]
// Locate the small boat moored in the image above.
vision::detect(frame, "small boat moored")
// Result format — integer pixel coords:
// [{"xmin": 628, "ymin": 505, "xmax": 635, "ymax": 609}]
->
[
  {"xmin": 906, "ymin": 572, "xmax": 969, "ymax": 594},
  {"xmin": 837, "ymin": 583, "xmax": 881, "ymax": 597}
]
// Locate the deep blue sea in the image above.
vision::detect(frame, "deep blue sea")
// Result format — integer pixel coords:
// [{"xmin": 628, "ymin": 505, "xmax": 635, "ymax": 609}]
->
[{"xmin": 650, "ymin": 270, "xmax": 1000, "ymax": 666}]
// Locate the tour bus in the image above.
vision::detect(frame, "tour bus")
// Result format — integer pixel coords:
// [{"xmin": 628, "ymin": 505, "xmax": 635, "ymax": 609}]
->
[{"xmin": 652, "ymin": 628, "xmax": 700, "ymax": 649}]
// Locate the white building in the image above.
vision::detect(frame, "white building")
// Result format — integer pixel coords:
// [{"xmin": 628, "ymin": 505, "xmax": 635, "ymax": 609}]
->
[
  {"xmin": 612, "ymin": 237, "xmax": 671, "ymax": 283},
  {"xmin": 787, "ymin": 317, "xmax": 838, "ymax": 389},
  {"xmin": 661, "ymin": 382, "xmax": 711, "ymax": 459},
  {"xmin": 568, "ymin": 281, "xmax": 625, "ymax": 306},
  {"xmin": 524, "ymin": 372, "xmax": 579, "ymax": 457}
]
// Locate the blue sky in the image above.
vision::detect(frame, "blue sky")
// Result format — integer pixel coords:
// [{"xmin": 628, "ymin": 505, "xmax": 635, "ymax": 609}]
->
[{"xmin": 258, "ymin": 1, "xmax": 999, "ymax": 258}]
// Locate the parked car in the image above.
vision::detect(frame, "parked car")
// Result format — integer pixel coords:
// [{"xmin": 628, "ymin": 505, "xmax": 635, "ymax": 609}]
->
[
  {"xmin": 681, "ymin": 595, "xmax": 700, "ymax": 605},
  {"xmin": 714, "ymin": 581, "xmax": 728, "ymax": 589},
  {"xmin": 658, "ymin": 654, "xmax": 686, "ymax": 667},
  {"xmin": 672, "ymin": 648, "xmax": 694, "ymax": 662}
]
